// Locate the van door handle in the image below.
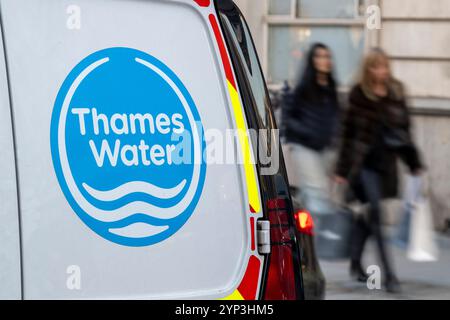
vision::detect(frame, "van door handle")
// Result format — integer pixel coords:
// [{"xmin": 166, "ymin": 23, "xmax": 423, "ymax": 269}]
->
[{"xmin": 257, "ymin": 220, "xmax": 270, "ymax": 254}]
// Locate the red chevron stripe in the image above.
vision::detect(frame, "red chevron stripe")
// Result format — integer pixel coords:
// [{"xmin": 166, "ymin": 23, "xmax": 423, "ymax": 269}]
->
[
  {"xmin": 193, "ymin": 0, "xmax": 210, "ymax": 7},
  {"xmin": 237, "ymin": 255, "xmax": 261, "ymax": 300},
  {"xmin": 208, "ymin": 14, "xmax": 237, "ymax": 89}
]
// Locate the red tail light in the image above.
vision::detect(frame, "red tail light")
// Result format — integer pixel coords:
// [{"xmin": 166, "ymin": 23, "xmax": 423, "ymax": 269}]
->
[
  {"xmin": 294, "ymin": 210, "xmax": 314, "ymax": 236},
  {"xmin": 264, "ymin": 198, "xmax": 297, "ymax": 300}
]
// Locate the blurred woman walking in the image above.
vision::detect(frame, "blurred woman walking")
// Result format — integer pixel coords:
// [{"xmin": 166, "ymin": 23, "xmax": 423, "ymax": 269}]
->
[
  {"xmin": 282, "ymin": 43, "xmax": 340, "ymax": 214},
  {"xmin": 335, "ymin": 48, "xmax": 423, "ymax": 293}
]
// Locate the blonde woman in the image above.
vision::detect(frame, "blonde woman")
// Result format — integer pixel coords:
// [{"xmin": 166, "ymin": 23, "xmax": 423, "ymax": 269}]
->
[{"xmin": 335, "ymin": 48, "xmax": 423, "ymax": 293}]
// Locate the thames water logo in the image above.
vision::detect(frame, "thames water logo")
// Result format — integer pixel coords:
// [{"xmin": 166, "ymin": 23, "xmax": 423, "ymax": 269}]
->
[{"xmin": 51, "ymin": 47, "xmax": 206, "ymax": 247}]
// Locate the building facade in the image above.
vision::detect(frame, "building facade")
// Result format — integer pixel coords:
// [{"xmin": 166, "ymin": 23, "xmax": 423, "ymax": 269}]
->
[{"xmin": 235, "ymin": 0, "xmax": 450, "ymax": 229}]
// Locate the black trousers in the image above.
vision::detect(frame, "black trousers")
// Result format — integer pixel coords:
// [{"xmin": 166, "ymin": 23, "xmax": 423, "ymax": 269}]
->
[{"xmin": 351, "ymin": 168, "xmax": 395, "ymax": 278}]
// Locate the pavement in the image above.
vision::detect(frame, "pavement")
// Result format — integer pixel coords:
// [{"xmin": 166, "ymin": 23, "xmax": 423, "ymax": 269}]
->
[{"xmin": 320, "ymin": 230, "xmax": 450, "ymax": 300}]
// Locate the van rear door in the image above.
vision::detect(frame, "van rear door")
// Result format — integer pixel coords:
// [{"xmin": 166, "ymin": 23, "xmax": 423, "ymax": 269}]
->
[
  {"xmin": 0, "ymin": 0, "xmax": 264, "ymax": 299},
  {"xmin": 0, "ymin": 20, "xmax": 21, "ymax": 300}
]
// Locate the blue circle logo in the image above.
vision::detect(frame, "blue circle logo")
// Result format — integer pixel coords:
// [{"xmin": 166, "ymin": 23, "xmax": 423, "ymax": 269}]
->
[{"xmin": 51, "ymin": 47, "xmax": 206, "ymax": 247}]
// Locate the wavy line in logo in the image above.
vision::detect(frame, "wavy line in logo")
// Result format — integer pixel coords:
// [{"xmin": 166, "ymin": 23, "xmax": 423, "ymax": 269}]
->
[
  {"xmin": 82, "ymin": 180, "xmax": 188, "ymax": 239},
  {"xmin": 82, "ymin": 180, "xmax": 187, "ymax": 202},
  {"xmin": 109, "ymin": 222, "xmax": 169, "ymax": 238}
]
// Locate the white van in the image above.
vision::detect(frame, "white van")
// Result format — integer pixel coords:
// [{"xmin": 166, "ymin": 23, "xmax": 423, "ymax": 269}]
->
[{"xmin": 0, "ymin": 0, "xmax": 306, "ymax": 299}]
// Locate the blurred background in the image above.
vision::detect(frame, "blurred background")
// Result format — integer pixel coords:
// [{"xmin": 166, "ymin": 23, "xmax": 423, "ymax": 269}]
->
[
  {"xmin": 234, "ymin": 0, "xmax": 450, "ymax": 299},
  {"xmin": 235, "ymin": 0, "xmax": 450, "ymax": 231}
]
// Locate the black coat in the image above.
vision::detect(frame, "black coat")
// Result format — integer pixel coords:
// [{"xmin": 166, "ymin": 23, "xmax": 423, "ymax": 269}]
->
[
  {"xmin": 336, "ymin": 82, "xmax": 422, "ymax": 200},
  {"xmin": 281, "ymin": 84, "xmax": 339, "ymax": 151}
]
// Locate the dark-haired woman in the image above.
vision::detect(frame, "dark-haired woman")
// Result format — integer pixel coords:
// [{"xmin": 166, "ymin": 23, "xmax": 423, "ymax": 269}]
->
[{"xmin": 282, "ymin": 43, "xmax": 340, "ymax": 214}]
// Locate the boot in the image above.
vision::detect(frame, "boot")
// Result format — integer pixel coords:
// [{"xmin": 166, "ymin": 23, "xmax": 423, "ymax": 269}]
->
[
  {"xmin": 350, "ymin": 260, "xmax": 369, "ymax": 283},
  {"xmin": 385, "ymin": 273, "xmax": 401, "ymax": 294}
]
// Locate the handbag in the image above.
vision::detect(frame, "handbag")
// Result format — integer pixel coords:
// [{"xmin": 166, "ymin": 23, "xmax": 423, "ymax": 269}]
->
[
  {"xmin": 383, "ymin": 127, "xmax": 411, "ymax": 149},
  {"xmin": 381, "ymin": 102, "xmax": 413, "ymax": 149},
  {"xmin": 313, "ymin": 182, "xmax": 353, "ymax": 260},
  {"xmin": 381, "ymin": 116, "xmax": 424, "ymax": 176}
]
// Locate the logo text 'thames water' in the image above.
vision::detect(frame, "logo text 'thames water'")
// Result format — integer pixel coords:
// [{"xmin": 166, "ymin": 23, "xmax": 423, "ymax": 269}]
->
[
  {"xmin": 51, "ymin": 47, "xmax": 206, "ymax": 247},
  {"xmin": 71, "ymin": 108, "xmax": 185, "ymax": 167}
]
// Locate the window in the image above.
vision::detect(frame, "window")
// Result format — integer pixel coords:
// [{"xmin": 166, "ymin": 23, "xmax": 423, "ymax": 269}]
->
[
  {"xmin": 268, "ymin": 26, "xmax": 365, "ymax": 86},
  {"xmin": 266, "ymin": 0, "xmax": 370, "ymax": 88},
  {"xmin": 269, "ymin": 0, "xmax": 292, "ymax": 15},
  {"xmin": 220, "ymin": 12, "xmax": 273, "ymax": 128},
  {"xmin": 297, "ymin": 0, "xmax": 365, "ymax": 19},
  {"xmin": 267, "ymin": 0, "xmax": 366, "ymax": 18},
  {"xmin": 219, "ymin": 8, "xmax": 280, "ymax": 172}
]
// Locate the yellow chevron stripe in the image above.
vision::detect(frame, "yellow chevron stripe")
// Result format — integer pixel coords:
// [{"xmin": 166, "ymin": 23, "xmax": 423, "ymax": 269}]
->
[
  {"xmin": 227, "ymin": 80, "xmax": 261, "ymax": 213},
  {"xmin": 221, "ymin": 289, "xmax": 245, "ymax": 300}
]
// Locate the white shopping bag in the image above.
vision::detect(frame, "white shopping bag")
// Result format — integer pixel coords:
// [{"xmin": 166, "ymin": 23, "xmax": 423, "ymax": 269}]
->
[
  {"xmin": 394, "ymin": 176, "xmax": 422, "ymax": 246},
  {"xmin": 407, "ymin": 175, "xmax": 439, "ymax": 262},
  {"xmin": 329, "ymin": 181, "xmax": 346, "ymax": 208}
]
